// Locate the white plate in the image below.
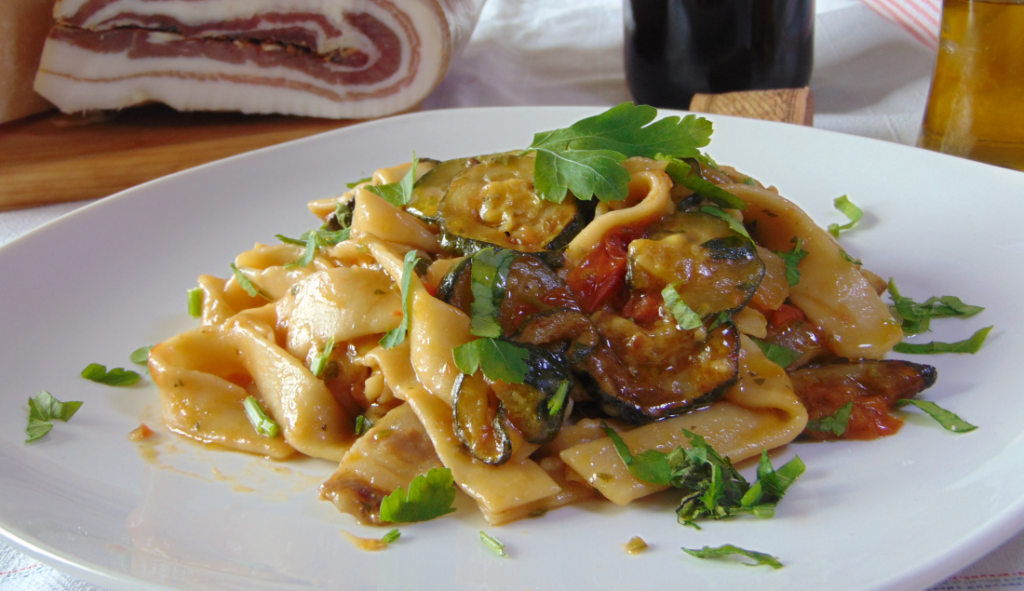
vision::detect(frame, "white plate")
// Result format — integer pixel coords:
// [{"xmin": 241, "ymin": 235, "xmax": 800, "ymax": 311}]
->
[{"xmin": 2, "ymin": 107, "xmax": 1023, "ymax": 591}]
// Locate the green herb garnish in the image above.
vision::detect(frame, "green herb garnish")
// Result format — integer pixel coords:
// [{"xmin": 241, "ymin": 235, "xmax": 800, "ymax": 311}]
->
[
  {"xmin": 775, "ymin": 238, "xmax": 808, "ymax": 287},
  {"xmin": 888, "ymin": 279, "xmax": 985, "ymax": 335},
  {"xmin": 379, "ymin": 467, "xmax": 457, "ymax": 523},
  {"xmin": 243, "ymin": 396, "xmax": 280, "ymax": 438},
  {"xmin": 230, "ymin": 263, "xmax": 272, "ymax": 300},
  {"xmin": 682, "ymin": 544, "xmax": 783, "ymax": 569},
  {"xmin": 277, "ymin": 227, "xmax": 350, "ymax": 268},
  {"xmin": 548, "ymin": 380, "xmax": 570, "ymax": 416},
  {"xmin": 480, "ymin": 531, "xmax": 508, "ymax": 557},
  {"xmin": 26, "ymin": 391, "xmax": 83, "ymax": 443},
  {"xmin": 81, "ymin": 363, "xmax": 141, "ymax": 387},
  {"xmin": 805, "ymin": 401, "xmax": 853, "ymax": 436},
  {"xmin": 893, "ymin": 326, "xmax": 993, "ymax": 355},
  {"xmin": 380, "ymin": 529, "xmax": 401, "ymax": 544},
  {"xmin": 468, "ymin": 248, "xmax": 516, "ymax": 338},
  {"xmin": 379, "ymin": 250, "xmax": 421, "ymax": 349},
  {"xmin": 310, "ymin": 337, "xmax": 335, "ymax": 378},
  {"xmin": 660, "ymin": 155, "xmax": 746, "ymax": 210},
  {"xmin": 750, "ymin": 337, "xmax": 801, "ymax": 370},
  {"xmin": 355, "ymin": 415, "xmax": 372, "ymax": 436},
  {"xmin": 525, "ymin": 103, "xmax": 714, "ymax": 203},
  {"xmin": 828, "ymin": 195, "xmax": 863, "ymax": 238},
  {"xmin": 897, "ymin": 399, "xmax": 977, "ymax": 432},
  {"xmin": 130, "ymin": 346, "xmax": 152, "ymax": 365},
  {"xmin": 365, "ymin": 153, "xmax": 418, "ymax": 207},
  {"xmin": 187, "ymin": 287, "xmax": 203, "ymax": 318},
  {"xmin": 661, "ymin": 284, "xmax": 703, "ymax": 330},
  {"xmin": 452, "ymin": 338, "xmax": 530, "ymax": 384},
  {"xmin": 601, "ymin": 425, "xmax": 804, "ymax": 528},
  {"xmin": 700, "ymin": 205, "xmax": 751, "ymax": 240},
  {"xmin": 346, "ymin": 176, "xmax": 372, "ymax": 189}
]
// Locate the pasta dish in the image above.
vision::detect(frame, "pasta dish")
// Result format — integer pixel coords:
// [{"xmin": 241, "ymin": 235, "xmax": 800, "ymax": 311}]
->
[{"xmin": 147, "ymin": 104, "xmax": 937, "ymax": 528}]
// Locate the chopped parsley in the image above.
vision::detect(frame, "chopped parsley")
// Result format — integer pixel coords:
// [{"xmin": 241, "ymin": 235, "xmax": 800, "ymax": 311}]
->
[
  {"xmin": 81, "ymin": 363, "xmax": 141, "ymax": 387},
  {"xmin": 888, "ymin": 279, "xmax": 985, "ymax": 335},
  {"xmin": 130, "ymin": 346, "xmax": 152, "ymax": 365},
  {"xmin": 775, "ymin": 238, "xmax": 808, "ymax": 287},
  {"xmin": 379, "ymin": 250, "xmax": 421, "ymax": 349},
  {"xmin": 660, "ymin": 155, "xmax": 746, "ymax": 210},
  {"xmin": 25, "ymin": 391, "xmax": 83, "ymax": 443},
  {"xmin": 365, "ymin": 153, "xmax": 418, "ymax": 207},
  {"xmin": 277, "ymin": 227, "xmax": 350, "ymax": 268},
  {"xmin": 310, "ymin": 337, "xmax": 335, "ymax": 378},
  {"xmin": 355, "ymin": 415, "xmax": 373, "ymax": 436},
  {"xmin": 547, "ymin": 380, "xmax": 570, "ymax": 416},
  {"xmin": 380, "ymin": 529, "xmax": 401, "ymax": 544},
  {"xmin": 750, "ymin": 337, "xmax": 801, "ymax": 370},
  {"xmin": 525, "ymin": 103, "xmax": 714, "ymax": 203},
  {"xmin": 828, "ymin": 195, "xmax": 863, "ymax": 238},
  {"xmin": 662, "ymin": 284, "xmax": 703, "ymax": 330},
  {"xmin": 468, "ymin": 248, "xmax": 516, "ymax": 338},
  {"xmin": 897, "ymin": 399, "xmax": 977, "ymax": 433},
  {"xmin": 601, "ymin": 425, "xmax": 804, "ymax": 528},
  {"xmin": 893, "ymin": 326, "xmax": 993, "ymax": 355},
  {"xmin": 682, "ymin": 544, "xmax": 783, "ymax": 569},
  {"xmin": 805, "ymin": 401, "xmax": 853, "ymax": 436},
  {"xmin": 346, "ymin": 176, "xmax": 372, "ymax": 189},
  {"xmin": 230, "ymin": 263, "xmax": 272, "ymax": 300},
  {"xmin": 700, "ymin": 205, "xmax": 751, "ymax": 240},
  {"xmin": 379, "ymin": 467, "xmax": 457, "ymax": 523},
  {"xmin": 243, "ymin": 396, "xmax": 280, "ymax": 438}
]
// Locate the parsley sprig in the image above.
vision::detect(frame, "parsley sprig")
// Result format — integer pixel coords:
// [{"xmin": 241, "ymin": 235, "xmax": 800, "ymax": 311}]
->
[
  {"xmin": 888, "ymin": 279, "xmax": 984, "ymax": 335},
  {"xmin": 828, "ymin": 195, "xmax": 863, "ymax": 237},
  {"xmin": 525, "ymin": 103, "xmax": 714, "ymax": 203},
  {"xmin": 602, "ymin": 425, "xmax": 804, "ymax": 528},
  {"xmin": 775, "ymin": 238, "xmax": 808, "ymax": 287},
  {"xmin": 379, "ymin": 250, "xmax": 421, "ymax": 349},
  {"xmin": 379, "ymin": 467, "xmax": 457, "ymax": 523},
  {"xmin": 26, "ymin": 391, "xmax": 83, "ymax": 443},
  {"xmin": 365, "ymin": 153, "xmax": 418, "ymax": 207}
]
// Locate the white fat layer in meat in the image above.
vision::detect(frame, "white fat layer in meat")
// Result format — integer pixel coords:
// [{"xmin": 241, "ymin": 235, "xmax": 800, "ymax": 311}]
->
[
  {"xmin": 34, "ymin": 27, "xmax": 447, "ymax": 119},
  {"xmin": 54, "ymin": 0, "xmax": 422, "ymax": 55}
]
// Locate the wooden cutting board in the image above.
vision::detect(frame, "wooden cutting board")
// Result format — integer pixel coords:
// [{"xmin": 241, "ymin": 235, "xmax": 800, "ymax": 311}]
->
[
  {"xmin": 0, "ymin": 88, "xmax": 813, "ymax": 212},
  {"xmin": 0, "ymin": 104, "xmax": 356, "ymax": 211}
]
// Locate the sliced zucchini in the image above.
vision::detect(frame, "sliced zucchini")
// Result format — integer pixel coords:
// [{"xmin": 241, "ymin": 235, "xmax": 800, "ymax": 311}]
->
[
  {"xmin": 407, "ymin": 157, "xmax": 478, "ymax": 222},
  {"xmin": 513, "ymin": 309, "xmax": 600, "ymax": 365},
  {"xmin": 438, "ymin": 154, "xmax": 584, "ymax": 256},
  {"xmin": 435, "ymin": 255, "xmax": 474, "ymax": 312},
  {"xmin": 627, "ymin": 211, "xmax": 765, "ymax": 317},
  {"xmin": 575, "ymin": 314, "xmax": 740, "ymax": 424},
  {"xmin": 452, "ymin": 372, "xmax": 512, "ymax": 465},
  {"xmin": 488, "ymin": 342, "xmax": 572, "ymax": 444}
]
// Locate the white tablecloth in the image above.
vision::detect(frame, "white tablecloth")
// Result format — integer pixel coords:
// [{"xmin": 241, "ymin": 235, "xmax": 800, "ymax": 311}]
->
[{"xmin": 6, "ymin": 1, "xmax": 1024, "ymax": 589}]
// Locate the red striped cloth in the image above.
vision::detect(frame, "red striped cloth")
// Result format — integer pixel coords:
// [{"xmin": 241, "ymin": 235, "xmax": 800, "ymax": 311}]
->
[{"xmin": 860, "ymin": 0, "xmax": 942, "ymax": 49}]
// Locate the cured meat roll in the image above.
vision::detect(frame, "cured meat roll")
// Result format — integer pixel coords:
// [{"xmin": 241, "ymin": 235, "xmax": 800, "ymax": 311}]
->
[{"xmin": 33, "ymin": 0, "xmax": 485, "ymax": 119}]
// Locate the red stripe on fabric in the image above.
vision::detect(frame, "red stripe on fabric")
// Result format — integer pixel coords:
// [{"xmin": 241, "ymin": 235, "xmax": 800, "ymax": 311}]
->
[
  {"xmin": 875, "ymin": 0, "xmax": 938, "ymax": 42},
  {"xmin": 0, "ymin": 563, "xmax": 43, "ymax": 577},
  {"xmin": 861, "ymin": 0, "xmax": 938, "ymax": 47}
]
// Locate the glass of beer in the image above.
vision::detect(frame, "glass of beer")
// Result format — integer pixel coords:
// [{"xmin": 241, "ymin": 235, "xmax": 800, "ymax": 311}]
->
[
  {"xmin": 918, "ymin": 0, "xmax": 1024, "ymax": 171},
  {"xmin": 622, "ymin": 0, "xmax": 815, "ymax": 110}
]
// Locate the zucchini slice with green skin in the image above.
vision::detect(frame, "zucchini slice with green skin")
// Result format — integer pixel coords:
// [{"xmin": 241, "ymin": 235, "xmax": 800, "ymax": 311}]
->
[
  {"xmin": 452, "ymin": 372, "xmax": 512, "ymax": 465},
  {"xmin": 627, "ymin": 210, "xmax": 765, "ymax": 317},
  {"xmin": 513, "ymin": 308, "xmax": 600, "ymax": 365},
  {"xmin": 407, "ymin": 157, "xmax": 478, "ymax": 222},
  {"xmin": 576, "ymin": 315, "xmax": 741, "ymax": 424},
  {"xmin": 438, "ymin": 154, "xmax": 584, "ymax": 257},
  {"xmin": 488, "ymin": 342, "xmax": 572, "ymax": 445}
]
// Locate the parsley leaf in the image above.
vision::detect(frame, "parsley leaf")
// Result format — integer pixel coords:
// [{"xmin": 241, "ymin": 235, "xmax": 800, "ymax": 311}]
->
[
  {"xmin": 468, "ymin": 248, "xmax": 516, "ymax": 338},
  {"xmin": 379, "ymin": 250, "xmax": 421, "ymax": 349},
  {"xmin": 277, "ymin": 226, "xmax": 350, "ymax": 269},
  {"xmin": 81, "ymin": 363, "xmax": 141, "ymax": 387},
  {"xmin": 187, "ymin": 287, "xmax": 204, "ymax": 318},
  {"xmin": 480, "ymin": 531, "xmax": 508, "ymax": 557},
  {"xmin": 355, "ymin": 415, "xmax": 373, "ymax": 436},
  {"xmin": 682, "ymin": 544, "xmax": 783, "ymax": 569},
  {"xmin": 662, "ymin": 284, "xmax": 703, "ymax": 330},
  {"xmin": 26, "ymin": 391, "xmax": 83, "ymax": 443},
  {"xmin": 828, "ymin": 195, "xmax": 863, "ymax": 238},
  {"xmin": 547, "ymin": 380, "xmax": 570, "ymax": 416},
  {"xmin": 897, "ymin": 399, "xmax": 977, "ymax": 432},
  {"xmin": 526, "ymin": 103, "xmax": 713, "ymax": 203},
  {"xmin": 379, "ymin": 467, "xmax": 457, "ymax": 523},
  {"xmin": 243, "ymin": 396, "xmax": 280, "ymax": 437},
  {"xmin": 365, "ymin": 153, "xmax": 418, "ymax": 207},
  {"xmin": 750, "ymin": 337, "xmax": 801, "ymax": 370},
  {"xmin": 130, "ymin": 346, "xmax": 152, "ymax": 365},
  {"xmin": 805, "ymin": 401, "xmax": 853, "ymax": 436},
  {"xmin": 660, "ymin": 156, "xmax": 746, "ymax": 210},
  {"xmin": 601, "ymin": 425, "xmax": 804, "ymax": 528},
  {"xmin": 893, "ymin": 326, "xmax": 993, "ymax": 355},
  {"xmin": 888, "ymin": 279, "xmax": 985, "ymax": 335},
  {"xmin": 700, "ymin": 206, "xmax": 751, "ymax": 240},
  {"xmin": 380, "ymin": 529, "xmax": 401, "ymax": 544},
  {"xmin": 775, "ymin": 238, "xmax": 808, "ymax": 287},
  {"xmin": 346, "ymin": 176, "xmax": 372, "ymax": 189},
  {"xmin": 230, "ymin": 263, "xmax": 273, "ymax": 300},
  {"xmin": 453, "ymin": 338, "xmax": 530, "ymax": 384}
]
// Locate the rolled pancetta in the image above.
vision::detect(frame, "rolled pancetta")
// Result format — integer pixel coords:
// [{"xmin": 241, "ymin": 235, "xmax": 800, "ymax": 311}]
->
[{"xmin": 33, "ymin": 0, "xmax": 486, "ymax": 119}]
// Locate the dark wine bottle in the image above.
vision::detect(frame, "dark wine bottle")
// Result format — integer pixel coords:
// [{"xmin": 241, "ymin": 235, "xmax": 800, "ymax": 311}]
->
[{"xmin": 623, "ymin": 0, "xmax": 815, "ymax": 109}]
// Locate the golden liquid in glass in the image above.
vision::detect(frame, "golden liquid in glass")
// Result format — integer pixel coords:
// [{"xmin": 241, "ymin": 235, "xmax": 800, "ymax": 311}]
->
[{"xmin": 918, "ymin": 0, "xmax": 1024, "ymax": 170}]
